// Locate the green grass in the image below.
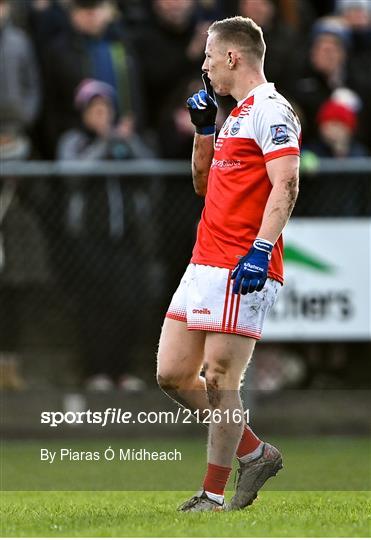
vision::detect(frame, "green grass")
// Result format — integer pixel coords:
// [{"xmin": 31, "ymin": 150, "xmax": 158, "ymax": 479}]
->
[
  {"xmin": 2, "ymin": 436, "xmax": 370, "ymax": 491},
  {"xmin": 1, "ymin": 437, "xmax": 370, "ymax": 537},
  {"xmin": 1, "ymin": 490, "xmax": 370, "ymax": 537}
]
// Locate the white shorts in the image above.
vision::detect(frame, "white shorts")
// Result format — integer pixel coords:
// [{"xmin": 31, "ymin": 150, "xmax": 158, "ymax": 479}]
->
[{"xmin": 166, "ymin": 264, "xmax": 281, "ymax": 340}]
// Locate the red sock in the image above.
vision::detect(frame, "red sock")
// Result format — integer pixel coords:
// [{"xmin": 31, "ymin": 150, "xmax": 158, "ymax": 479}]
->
[
  {"xmin": 236, "ymin": 425, "xmax": 262, "ymax": 458},
  {"xmin": 203, "ymin": 462, "xmax": 232, "ymax": 496}
]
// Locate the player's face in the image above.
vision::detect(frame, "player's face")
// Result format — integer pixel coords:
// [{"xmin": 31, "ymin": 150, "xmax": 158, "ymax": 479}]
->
[{"xmin": 202, "ymin": 33, "xmax": 232, "ymax": 96}]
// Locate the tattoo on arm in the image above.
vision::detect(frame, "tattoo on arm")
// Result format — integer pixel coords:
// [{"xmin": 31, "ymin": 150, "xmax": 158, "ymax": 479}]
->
[
  {"xmin": 285, "ymin": 177, "xmax": 299, "ymax": 212},
  {"xmin": 265, "ymin": 175, "xmax": 299, "ymax": 230}
]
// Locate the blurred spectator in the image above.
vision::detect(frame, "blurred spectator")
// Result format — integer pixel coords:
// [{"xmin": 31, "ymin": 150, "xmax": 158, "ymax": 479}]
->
[
  {"xmin": 299, "ymin": 88, "xmax": 369, "ymax": 217},
  {"xmin": 238, "ymin": 0, "xmax": 300, "ymax": 91},
  {"xmin": 291, "ymin": 18, "xmax": 352, "ymax": 140},
  {"xmin": 27, "ymin": 0, "xmax": 71, "ymax": 54},
  {"xmin": 41, "ymin": 0, "xmax": 144, "ymax": 156},
  {"xmin": 337, "ymin": 0, "xmax": 371, "ymax": 150},
  {"xmin": 56, "ymin": 80, "xmax": 150, "ymax": 391},
  {"xmin": 305, "ymin": 88, "xmax": 368, "ymax": 158},
  {"xmin": 157, "ymin": 75, "xmax": 234, "ymax": 159},
  {"xmin": 310, "ymin": 0, "xmax": 336, "ymax": 19},
  {"xmin": 58, "ymin": 79, "xmax": 152, "ymax": 160},
  {"xmin": 157, "ymin": 78, "xmax": 200, "ymax": 159},
  {"xmin": 197, "ymin": 0, "xmax": 224, "ymax": 20},
  {"xmin": 277, "ymin": 0, "xmax": 316, "ymax": 32},
  {"xmin": 0, "ymin": 106, "xmax": 31, "ymax": 162},
  {"xmin": 0, "ymin": 0, "xmax": 41, "ymax": 138},
  {"xmin": 221, "ymin": 0, "xmax": 317, "ymax": 32},
  {"xmin": 337, "ymin": 0, "xmax": 371, "ymax": 53},
  {"xmin": 291, "ymin": 14, "xmax": 371, "ymax": 147},
  {"xmin": 0, "ymin": 106, "xmax": 51, "ymax": 391},
  {"xmin": 115, "ymin": 0, "xmax": 150, "ymax": 28},
  {"xmin": 134, "ymin": 0, "xmax": 209, "ymax": 130}
]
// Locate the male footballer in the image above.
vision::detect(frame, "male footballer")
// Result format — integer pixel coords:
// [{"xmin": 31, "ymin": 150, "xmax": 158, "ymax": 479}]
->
[{"xmin": 157, "ymin": 16, "xmax": 301, "ymax": 511}]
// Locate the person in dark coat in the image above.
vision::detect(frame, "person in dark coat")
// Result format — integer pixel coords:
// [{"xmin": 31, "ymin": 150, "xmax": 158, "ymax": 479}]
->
[
  {"xmin": 40, "ymin": 0, "xmax": 144, "ymax": 156},
  {"xmin": 238, "ymin": 0, "xmax": 301, "ymax": 93},
  {"xmin": 26, "ymin": 0, "xmax": 70, "ymax": 54},
  {"xmin": 289, "ymin": 18, "xmax": 367, "ymax": 141},
  {"xmin": 0, "ymin": 0, "xmax": 41, "ymax": 133},
  {"xmin": 133, "ymin": 0, "xmax": 209, "ymax": 130}
]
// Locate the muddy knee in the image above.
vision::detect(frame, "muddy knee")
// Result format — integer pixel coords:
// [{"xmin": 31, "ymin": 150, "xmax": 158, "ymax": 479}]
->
[
  {"xmin": 204, "ymin": 359, "xmax": 234, "ymax": 408},
  {"xmin": 204, "ymin": 375, "xmax": 220, "ymax": 408},
  {"xmin": 156, "ymin": 371, "xmax": 182, "ymax": 392}
]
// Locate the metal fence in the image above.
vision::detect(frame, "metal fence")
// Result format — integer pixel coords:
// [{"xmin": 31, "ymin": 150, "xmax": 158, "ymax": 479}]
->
[{"xmin": 1, "ymin": 158, "xmax": 370, "ymax": 390}]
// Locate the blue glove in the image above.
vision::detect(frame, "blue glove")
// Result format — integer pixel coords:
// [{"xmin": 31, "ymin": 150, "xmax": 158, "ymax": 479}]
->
[
  {"xmin": 231, "ymin": 238, "xmax": 274, "ymax": 295},
  {"xmin": 187, "ymin": 73, "xmax": 217, "ymax": 135}
]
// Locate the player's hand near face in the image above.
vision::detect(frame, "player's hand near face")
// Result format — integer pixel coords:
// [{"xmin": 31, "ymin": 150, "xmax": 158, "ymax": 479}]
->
[
  {"xmin": 187, "ymin": 74, "xmax": 216, "ymax": 197},
  {"xmin": 231, "ymin": 238, "xmax": 273, "ymax": 294},
  {"xmin": 187, "ymin": 73, "xmax": 217, "ymax": 135}
]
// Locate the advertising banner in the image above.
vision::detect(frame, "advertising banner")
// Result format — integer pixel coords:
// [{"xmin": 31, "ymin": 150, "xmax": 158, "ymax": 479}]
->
[{"xmin": 264, "ymin": 218, "xmax": 371, "ymax": 341}]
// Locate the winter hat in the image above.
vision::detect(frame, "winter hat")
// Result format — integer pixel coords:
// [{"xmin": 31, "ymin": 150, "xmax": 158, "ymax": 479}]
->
[
  {"xmin": 311, "ymin": 16, "xmax": 351, "ymax": 47},
  {"xmin": 74, "ymin": 79, "xmax": 115, "ymax": 110},
  {"xmin": 317, "ymin": 88, "xmax": 361, "ymax": 132}
]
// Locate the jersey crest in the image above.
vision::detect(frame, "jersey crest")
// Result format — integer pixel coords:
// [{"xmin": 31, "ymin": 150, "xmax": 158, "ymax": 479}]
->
[
  {"xmin": 270, "ymin": 124, "xmax": 289, "ymax": 145},
  {"xmin": 230, "ymin": 119, "xmax": 241, "ymax": 136}
]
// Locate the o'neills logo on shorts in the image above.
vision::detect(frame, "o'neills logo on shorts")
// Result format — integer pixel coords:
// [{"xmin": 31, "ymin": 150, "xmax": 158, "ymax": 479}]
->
[{"xmin": 192, "ymin": 308, "xmax": 211, "ymax": 315}]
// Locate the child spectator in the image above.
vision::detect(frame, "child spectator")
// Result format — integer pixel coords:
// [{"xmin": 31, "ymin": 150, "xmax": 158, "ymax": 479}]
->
[
  {"xmin": 58, "ymin": 79, "xmax": 152, "ymax": 160},
  {"xmin": 56, "ymin": 79, "xmax": 151, "ymax": 392},
  {"xmin": 300, "ymin": 88, "xmax": 369, "ymax": 216},
  {"xmin": 307, "ymin": 88, "xmax": 368, "ymax": 157}
]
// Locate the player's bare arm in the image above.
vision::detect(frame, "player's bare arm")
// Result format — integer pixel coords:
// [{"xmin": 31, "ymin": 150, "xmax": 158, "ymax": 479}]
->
[
  {"xmin": 257, "ymin": 154, "xmax": 300, "ymax": 244},
  {"xmin": 191, "ymin": 133, "xmax": 213, "ymax": 196},
  {"xmin": 187, "ymin": 73, "xmax": 217, "ymax": 196},
  {"xmin": 232, "ymin": 155, "xmax": 299, "ymax": 295}
]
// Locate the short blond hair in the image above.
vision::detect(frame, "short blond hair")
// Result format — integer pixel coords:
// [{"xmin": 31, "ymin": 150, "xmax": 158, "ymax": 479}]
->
[{"xmin": 208, "ymin": 16, "xmax": 266, "ymax": 64}]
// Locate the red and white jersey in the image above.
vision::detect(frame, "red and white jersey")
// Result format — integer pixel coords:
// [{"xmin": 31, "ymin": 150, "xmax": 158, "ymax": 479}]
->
[{"xmin": 191, "ymin": 82, "xmax": 301, "ymax": 284}]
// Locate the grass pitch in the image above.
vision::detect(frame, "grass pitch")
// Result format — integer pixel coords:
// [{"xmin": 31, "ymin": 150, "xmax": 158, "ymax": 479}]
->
[
  {"xmin": 1, "ymin": 436, "xmax": 370, "ymax": 537},
  {"xmin": 1, "ymin": 490, "xmax": 369, "ymax": 537}
]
